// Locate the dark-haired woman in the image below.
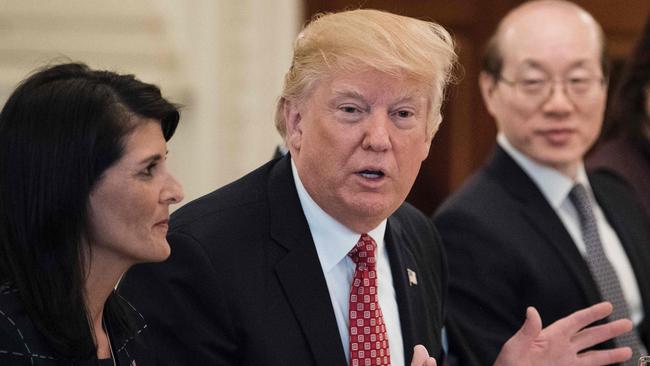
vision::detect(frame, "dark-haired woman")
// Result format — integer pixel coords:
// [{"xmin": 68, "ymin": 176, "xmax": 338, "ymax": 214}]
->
[
  {"xmin": 0, "ymin": 63, "xmax": 184, "ymax": 365},
  {"xmin": 588, "ymin": 15, "xmax": 650, "ymax": 221}
]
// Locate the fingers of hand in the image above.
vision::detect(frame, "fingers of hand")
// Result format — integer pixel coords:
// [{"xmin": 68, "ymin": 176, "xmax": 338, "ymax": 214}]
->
[
  {"xmin": 572, "ymin": 318, "xmax": 633, "ymax": 351},
  {"xmin": 553, "ymin": 302, "xmax": 613, "ymax": 336},
  {"xmin": 577, "ymin": 347, "xmax": 632, "ymax": 366}
]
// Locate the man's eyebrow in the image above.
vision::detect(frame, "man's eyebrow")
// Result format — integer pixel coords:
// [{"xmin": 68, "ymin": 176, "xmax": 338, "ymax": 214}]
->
[
  {"xmin": 391, "ymin": 95, "xmax": 421, "ymax": 104},
  {"xmin": 331, "ymin": 90, "xmax": 365, "ymax": 100},
  {"xmin": 565, "ymin": 60, "xmax": 597, "ymax": 70},
  {"xmin": 517, "ymin": 59, "xmax": 547, "ymax": 71},
  {"xmin": 517, "ymin": 59, "xmax": 596, "ymax": 72}
]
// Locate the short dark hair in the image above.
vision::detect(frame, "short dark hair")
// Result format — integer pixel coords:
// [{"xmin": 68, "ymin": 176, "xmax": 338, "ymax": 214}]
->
[
  {"xmin": 602, "ymin": 15, "xmax": 650, "ymax": 143},
  {"xmin": 0, "ymin": 62, "xmax": 179, "ymax": 359}
]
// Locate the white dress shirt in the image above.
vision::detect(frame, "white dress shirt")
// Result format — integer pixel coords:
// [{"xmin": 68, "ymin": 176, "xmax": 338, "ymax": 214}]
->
[
  {"xmin": 291, "ymin": 159, "xmax": 405, "ymax": 366},
  {"xmin": 498, "ymin": 134, "xmax": 645, "ymax": 326}
]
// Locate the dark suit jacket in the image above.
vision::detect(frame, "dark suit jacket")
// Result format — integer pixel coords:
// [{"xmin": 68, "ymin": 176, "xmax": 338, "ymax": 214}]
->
[
  {"xmin": 434, "ymin": 146, "xmax": 650, "ymax": 366},
  {"xmin": 119, "ymin": 155, "xmax": 447, "ymax": 366},
  {"xmin": 0, "ymin": 283, "xmax": 153, "ymax": 366}
]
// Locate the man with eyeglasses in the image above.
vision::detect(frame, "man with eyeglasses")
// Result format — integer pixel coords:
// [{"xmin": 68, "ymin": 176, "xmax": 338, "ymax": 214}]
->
[{"xmin": 434, "ymin": 1, "xmax": 650, "ymax": 366}]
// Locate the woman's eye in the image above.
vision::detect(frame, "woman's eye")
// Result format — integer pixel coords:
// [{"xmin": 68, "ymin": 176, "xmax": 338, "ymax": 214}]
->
[{"xmin": 140, "ymin": 164, "xmax": 156, "ymax": 177}]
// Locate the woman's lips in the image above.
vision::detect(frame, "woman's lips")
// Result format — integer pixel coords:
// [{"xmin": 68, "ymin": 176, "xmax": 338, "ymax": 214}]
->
[{"xmin": 154, "ymin": 219, "xmax": 169, "ymax": 229}]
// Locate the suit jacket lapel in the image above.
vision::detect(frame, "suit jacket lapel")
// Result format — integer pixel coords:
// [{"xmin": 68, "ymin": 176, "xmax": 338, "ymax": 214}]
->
[
  {"xmin": 591, "ymin": 173, "xmax": 650, "ymax": 331},
  {"xmin": 268, "ymin": 156, "xmax": 347, "ymax": 366},
  {"xmin": 487, "ymin": 147, "xmax": 602, "ymax": 305},
  {"xmin": 385, "ymin": 216, "xmax": 421, "ymax": 365}
]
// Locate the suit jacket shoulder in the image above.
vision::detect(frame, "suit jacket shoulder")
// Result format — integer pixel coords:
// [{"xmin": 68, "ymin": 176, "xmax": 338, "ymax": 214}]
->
[{"xmin": 168, "ymin": 157, "xmax": 276, "ymax": 235}]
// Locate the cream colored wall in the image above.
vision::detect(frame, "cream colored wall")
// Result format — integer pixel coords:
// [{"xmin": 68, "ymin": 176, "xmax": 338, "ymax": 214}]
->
[
  {"xmin": 155, "ymin": 0, "xmax": 301, "ymax": 205},
  {"xmin": 0, "ymin": 0, "xmax": 301, "ymax": 207}
]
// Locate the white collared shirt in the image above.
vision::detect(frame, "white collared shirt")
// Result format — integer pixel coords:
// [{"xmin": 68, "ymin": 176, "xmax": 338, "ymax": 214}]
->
[
  {"xmin": 291, "ymin": 159, "xmax": 405, "ymax": 366},
  {"xmin": 498, "ymin": 134, "xmax": 645, "ymax": 326}
]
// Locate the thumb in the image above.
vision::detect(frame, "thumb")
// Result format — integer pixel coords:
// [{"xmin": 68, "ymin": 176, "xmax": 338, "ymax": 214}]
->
[
  {"xmin": 411, "ymin": 344, "xmax": 436, "ymax": 366},
  {"xmin": 493, "ymin": 307, "xmax": 543, "ymax": 366},
  {"xmin": 518, "ymin": 306, "xmax": 543, "ymax": 340}
]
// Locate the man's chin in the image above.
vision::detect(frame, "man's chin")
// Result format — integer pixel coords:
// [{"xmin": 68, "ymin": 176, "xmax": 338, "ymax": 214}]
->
[{"xmin": 346, "ymin": 201, "xmax": 397, "ymax": 225}]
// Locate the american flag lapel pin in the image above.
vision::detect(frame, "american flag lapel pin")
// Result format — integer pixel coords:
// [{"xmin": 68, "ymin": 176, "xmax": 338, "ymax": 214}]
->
[{"xmin": 407, "ymin": 268, "xmax": 417, "ymax": 286}]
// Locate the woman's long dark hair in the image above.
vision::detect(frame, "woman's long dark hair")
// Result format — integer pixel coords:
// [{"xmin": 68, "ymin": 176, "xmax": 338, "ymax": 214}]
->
[
  {"xmin": 0, "ymin": 62, "xmax": 179, "ymax": 360},
  {"xmin": 603, "ymin": 14, "xmax": 650, "ymax": 151}
]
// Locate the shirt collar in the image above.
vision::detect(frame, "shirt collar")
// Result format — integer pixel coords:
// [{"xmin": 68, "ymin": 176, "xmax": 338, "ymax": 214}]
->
[
  {"xmin": 291, "ymin": 159, "xmax": 387, "ymax": 273},
  {"xmin": 497, "ymin": 133, "xmax": 591, "ymax": 208}
]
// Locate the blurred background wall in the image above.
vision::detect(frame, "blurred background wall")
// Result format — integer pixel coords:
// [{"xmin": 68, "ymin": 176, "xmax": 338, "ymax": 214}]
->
[
  {"xmin": 1, "ymin": 0, "xmax": 648, "ymax": 213},
  {"xmin": 0, "ymin": 0, "xmax": 299, "ymax": 205}
]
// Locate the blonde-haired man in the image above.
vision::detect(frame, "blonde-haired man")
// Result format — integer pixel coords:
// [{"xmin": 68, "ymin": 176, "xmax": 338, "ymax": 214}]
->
[{"xmin": 122, "ymin": 9, "xmax": 632, "ymax": 366}]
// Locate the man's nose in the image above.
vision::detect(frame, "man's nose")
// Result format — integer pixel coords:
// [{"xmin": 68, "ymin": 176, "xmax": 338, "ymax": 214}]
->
[
  {"xmin": 362, "ymin": 113, "xmax": 392, "ymax": 151},
  {"xmin": 541, "ymin": 81, "xmax": 574, "ymax": 115}
]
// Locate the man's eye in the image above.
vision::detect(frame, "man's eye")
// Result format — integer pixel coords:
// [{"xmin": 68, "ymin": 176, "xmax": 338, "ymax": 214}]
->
[
  {"xmin": 520, "ymin": 79, "xmax": 546, "ymax": 87},
  {"xmin": 569, "ymin": 77, "xmax": 588, "ymax": 83},
  {"xmin": 517, "ymin": 79, "xmax": 547, "ymax": 93},
  {"xmin": 568, "ymin": 78, "xmax": 591, "ymax": 89},
  {"xmin": 340, "ymin": 106, "xmax": 360, "ymax": 113},
  {"xmin": 395, "ymin": 110, "xmax": 414, "ymax": 118}
]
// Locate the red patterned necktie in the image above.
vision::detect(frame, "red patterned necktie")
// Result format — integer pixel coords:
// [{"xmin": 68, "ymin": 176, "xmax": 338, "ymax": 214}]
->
[{"xmin": 348, "ymin": 234, "xmax": 390, "ymax": 366}]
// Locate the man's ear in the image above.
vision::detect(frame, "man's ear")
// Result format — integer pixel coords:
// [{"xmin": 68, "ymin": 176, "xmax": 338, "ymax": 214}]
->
[
  {"xmin": 421, "ymin": 136, "xmax": 433, "ymax": 162},
  {"xmin": 421, "ymin": 116, "xmax": 439, "ymax": 161},
  {"xmin": 479, "ymin": 72, "xmax": 499, "ymax": 116},
  {"xmin": 283, "ymin": 98, "xmax": 303, "ymax": 151}
]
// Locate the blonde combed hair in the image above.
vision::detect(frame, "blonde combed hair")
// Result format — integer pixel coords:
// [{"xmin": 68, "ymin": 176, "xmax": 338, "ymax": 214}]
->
[{"xmin": 275, "ymin": 9, "xmax": 457, "ymax": 139}]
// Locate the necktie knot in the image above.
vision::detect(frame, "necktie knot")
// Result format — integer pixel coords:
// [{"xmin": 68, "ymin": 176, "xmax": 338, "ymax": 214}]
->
[{"xmin": 349, "ymin": 234, "xmax": 377, "ymax": 269}]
